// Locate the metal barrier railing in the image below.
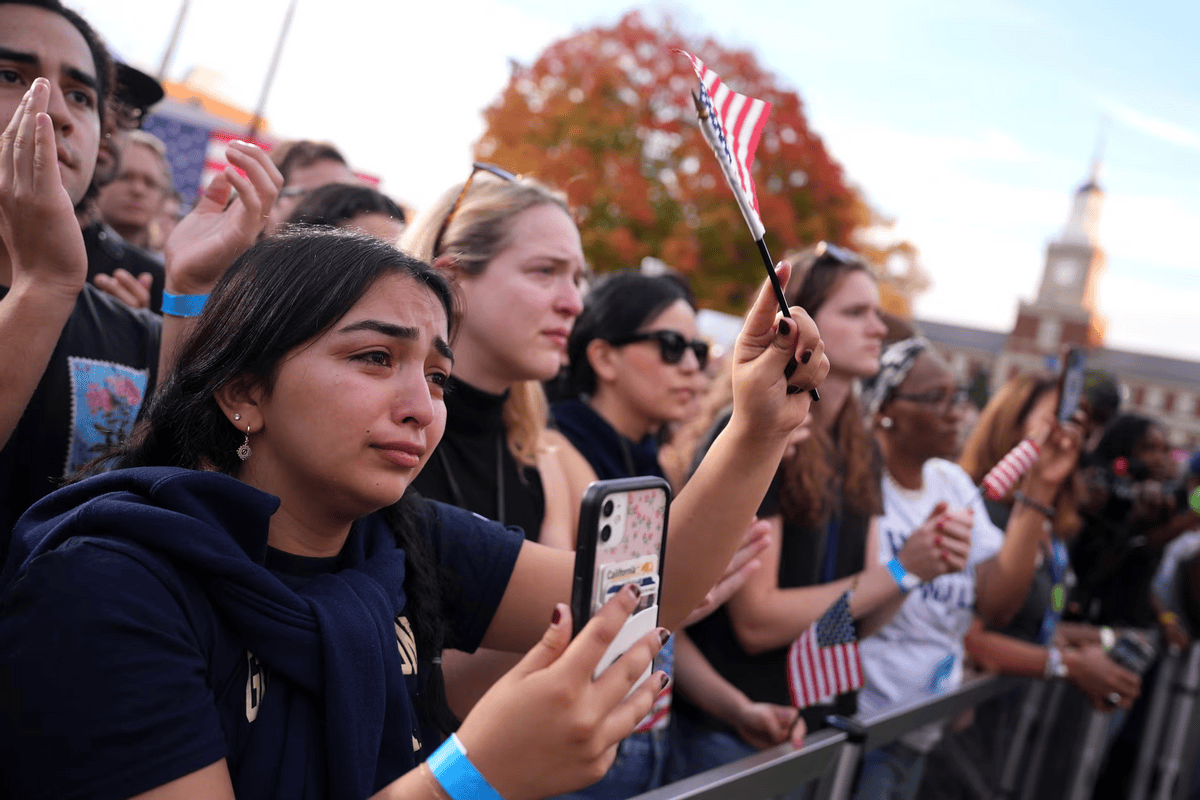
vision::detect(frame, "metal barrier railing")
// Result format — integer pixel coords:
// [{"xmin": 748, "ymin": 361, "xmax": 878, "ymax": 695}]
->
[
  {"xmin": 629, "ymin": 674, "xmax": 1029, "ymax": 800},
  {"xmin": 632, "ymin": 642, "xmax": 1200, "ymax": 800}
]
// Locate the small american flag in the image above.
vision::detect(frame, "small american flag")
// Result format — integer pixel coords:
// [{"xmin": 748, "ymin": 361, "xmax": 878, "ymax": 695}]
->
[
  {"xmin": 676, "ymin": 50, "xmax": 771, "ymax": 232},
  {"xmin": 787, "ymin": 590, "xmax": 863, "ymax": 709}
]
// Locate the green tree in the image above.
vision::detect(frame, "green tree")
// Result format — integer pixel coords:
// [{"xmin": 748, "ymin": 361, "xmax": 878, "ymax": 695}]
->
[{"xmin": 475, "ymin": 10, "xmax": 922, "ymax": 313}]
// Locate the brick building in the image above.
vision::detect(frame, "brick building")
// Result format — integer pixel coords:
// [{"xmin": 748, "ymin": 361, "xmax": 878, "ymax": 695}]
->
[{"xmin": 914, "ymin": 162, "xmax": 1200, "ymax": 450}]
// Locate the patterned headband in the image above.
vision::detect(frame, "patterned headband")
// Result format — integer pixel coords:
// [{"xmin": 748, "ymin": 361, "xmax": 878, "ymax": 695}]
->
[{"xmin": 860, "ymin": 336, "xmax": 930, "ymax": 418}]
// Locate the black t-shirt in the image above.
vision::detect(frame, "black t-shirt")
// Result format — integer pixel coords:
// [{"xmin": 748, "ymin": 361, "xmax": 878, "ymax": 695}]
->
[
  {"xmin": 0, "ymin": 282, "xmax": 160, "ymax": 554},
  {"xmin": 411, "ymin": 377, "xmax": 545, "ymax": 541},
  {"xmin": 83, "ymin": 220, "xmax": 167, "ymax": 312},
  {"xmin": 0, "ymin": 467, "xmax": 524, "ymax": 800},
  {"xmin": 678, "ymin": 409, "xmax": 877, "ymax": 733}
]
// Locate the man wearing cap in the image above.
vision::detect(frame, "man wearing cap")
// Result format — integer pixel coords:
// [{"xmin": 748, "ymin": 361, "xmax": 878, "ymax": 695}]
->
[{"xmin": 80, "ymin": 60, "xmax": 168, "ymax": 310}]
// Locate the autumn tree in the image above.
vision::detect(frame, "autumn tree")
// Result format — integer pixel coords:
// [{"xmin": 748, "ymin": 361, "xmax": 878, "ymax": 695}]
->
[{"xmin": 475, "ymin": 10, "xmax": 925, "ymax": 314}]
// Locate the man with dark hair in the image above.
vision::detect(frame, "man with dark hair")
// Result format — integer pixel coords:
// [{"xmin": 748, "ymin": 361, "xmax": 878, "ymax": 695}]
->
[
  {"xmin": 264, "ymin": 138, "xmax": 358, "ymax": 234},
  {"xmin": 82, "ymin": 61, "xmax": 169, "ymax": 311},
  {"xmin": 0, "ymin": 0, "xmax": 280, "ymax": 553}
]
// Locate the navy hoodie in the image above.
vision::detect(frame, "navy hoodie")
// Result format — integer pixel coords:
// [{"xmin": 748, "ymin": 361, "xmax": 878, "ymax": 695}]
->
[{"xmin": 0, "ymin": 467, "xmax": 522, "ymax": 800}]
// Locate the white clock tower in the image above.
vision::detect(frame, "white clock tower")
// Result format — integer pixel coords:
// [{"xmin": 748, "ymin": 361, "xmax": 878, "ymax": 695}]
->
[
  {"xmin": 1033, "ymin": 159, "xmax": 1106, "ymax": 315},
  {"xmin": 995, "ymin": 160, "xmax": 1107, "ymax": 382}
]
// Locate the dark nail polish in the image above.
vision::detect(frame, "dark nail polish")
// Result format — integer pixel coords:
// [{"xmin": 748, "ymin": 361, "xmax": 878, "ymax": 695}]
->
[
  {"xmin": 658, "ymin": 628, "xmax": 671, "ymax": 645},
  {"xmin": 551, "ymin": 606, "xmax": 562, "ymax": 625},
  {"xmin": 624, "ymin": 582, "xmax": 641, "ymax": 599},
  {"xmin": 801, "ymin": 349, "xmax": 813, "ymax": 364},
  {"xmin": 777, "ymin": 318, "xmax": 791, "ymax": 337}
]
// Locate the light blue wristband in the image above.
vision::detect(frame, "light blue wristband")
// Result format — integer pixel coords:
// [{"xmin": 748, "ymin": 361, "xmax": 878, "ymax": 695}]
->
[
  {"xmin": 161, "ymin": 291, "xmax": 210, "ymax": 317},
  {"xmin": 427, "ymin": 733, "xmax": 505, "ymax": 800},
  {"xmin": 886, "ymin": 557, "xmax": 920, "ymax": 593}
]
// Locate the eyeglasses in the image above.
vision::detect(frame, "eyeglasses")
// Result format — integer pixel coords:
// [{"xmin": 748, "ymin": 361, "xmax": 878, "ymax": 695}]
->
[
  {"xmin": 891, "ymin": 386, "xmax": 969, "ymax": 414},
  {"xmin": 432, "ymin": 161, "xmax": 519, "ymax": 257},
  {"xmin": 607, "ymin": 330, "xmax": 709, "ymax": 370}
]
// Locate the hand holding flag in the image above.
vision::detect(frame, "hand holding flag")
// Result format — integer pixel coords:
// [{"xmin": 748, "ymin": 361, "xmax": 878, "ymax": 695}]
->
[{"xmin": 676, "ymin": 49, "xmax": 818, "ymax": 401}]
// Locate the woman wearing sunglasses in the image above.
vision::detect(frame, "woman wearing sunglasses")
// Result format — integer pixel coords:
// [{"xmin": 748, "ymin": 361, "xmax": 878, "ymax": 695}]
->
[
  {"xmin": 851, "ymin": 338, "xmax": 1084, "ymax": 800},
  {"xmin": 545, "ymin": 270, "xmax": 712, "ymax": 798},
  {"xmin": 0, "ymin": 226, "xmax": 829, "ymax": 800},
  {"xmin": 552, "ymin": 271, "xmax": 709, "ymax": 483}
]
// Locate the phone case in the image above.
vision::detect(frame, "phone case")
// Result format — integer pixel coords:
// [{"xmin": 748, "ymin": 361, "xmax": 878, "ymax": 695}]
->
[
  {"xmin": 570, "ymin": 476, "xmax": 670, "ymax": 680},
  {"xmin": 1057, "ymin": 347, "xmax": 1087, "ymax": 423}
]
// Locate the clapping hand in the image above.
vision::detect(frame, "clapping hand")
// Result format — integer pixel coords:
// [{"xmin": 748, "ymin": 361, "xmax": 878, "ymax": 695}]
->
[
  {"xmin": 163, "ymin": 141, "xmax": 282, "ymax": 294},
  {"xmin": 0, "ymin": 78, "xmax": 86, "ymax": 296}
]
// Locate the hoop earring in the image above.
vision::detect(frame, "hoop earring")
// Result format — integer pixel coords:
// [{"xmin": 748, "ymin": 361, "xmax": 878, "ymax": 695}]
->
[
  {"xmin": 879, "ymin": 416, "xmax": 894, "ymax": 430},
  {"xmin": 237, "ymin": 426, "xmax": 252, "ymax": 461}
]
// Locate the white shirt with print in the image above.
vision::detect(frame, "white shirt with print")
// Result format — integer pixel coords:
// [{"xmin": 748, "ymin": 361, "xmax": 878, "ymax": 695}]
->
[{"xmin": 858, "ymin": 458, "xmax": 1004, "ymax": 750}]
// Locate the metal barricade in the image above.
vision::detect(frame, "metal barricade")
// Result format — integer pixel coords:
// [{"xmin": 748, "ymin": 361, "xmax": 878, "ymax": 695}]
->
[{"xmin": 628, "ymin": 675, "xmax": 1027, "ymax": 800}]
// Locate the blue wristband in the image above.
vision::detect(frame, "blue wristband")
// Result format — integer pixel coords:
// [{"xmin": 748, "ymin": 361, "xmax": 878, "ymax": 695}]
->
[
  {"xmin": 161, "ymin": 291, "xmax": 209, "ymax": 317},
  {"xmin": 427, "ymin": 733, "xmax": 505, "ymax": 800},
  {"xmin": 886, "ymin": 557, "xmax": 920, "ymax": 593}
]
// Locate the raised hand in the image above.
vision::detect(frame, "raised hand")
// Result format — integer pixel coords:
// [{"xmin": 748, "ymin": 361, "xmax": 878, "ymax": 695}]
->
[
  {"xmin": 0, "ymin": 78, "xmax": 86, "ymax": 295},
  {"xmin": 898, "ymin": 501, "xmax": 973, "ymax": 582},
  {"xmin": 163, "ymin": 141, "xmax": 282, "ymax": 294},
  {"xmin": 730, "ymin": 261, "xmax": 829, "ymax": 443},
  {"xmin": 1025, "ymin": 413, "xmax": 1085, "ymax": 493},
  {"xmin": 455, "ymin": 584, "xmax": 669, "ymax": 800}
]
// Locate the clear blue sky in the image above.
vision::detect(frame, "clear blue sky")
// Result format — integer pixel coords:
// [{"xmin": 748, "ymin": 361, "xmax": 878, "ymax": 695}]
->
[{"xmin": 75, "ymin": 0, "xmax": 1200, "ymax": 359}]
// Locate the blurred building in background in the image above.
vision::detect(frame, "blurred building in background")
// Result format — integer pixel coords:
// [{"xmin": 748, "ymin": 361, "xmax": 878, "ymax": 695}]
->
[{"xmin": 919, "ymin": 163, "xmax": 1200, "ymax": 450}]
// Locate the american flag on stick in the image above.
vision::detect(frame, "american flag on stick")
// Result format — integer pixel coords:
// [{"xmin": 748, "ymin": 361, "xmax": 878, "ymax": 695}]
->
[
  {"xmin": 676, "ymin": 49, "xmax": 819, "ymax": 401},
  {"xmin": 674, "ymin": 49, "xmax": 771, "ymax": 239},
  {"xmin": 787, "ymin": 590, "xmax": 863, "ymax": 708}
]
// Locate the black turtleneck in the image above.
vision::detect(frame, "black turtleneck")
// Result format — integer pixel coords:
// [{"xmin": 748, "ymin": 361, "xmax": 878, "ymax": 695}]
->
[{"xmin": 412, "ymin": 377, "xmax": 545, "ymax": 542}]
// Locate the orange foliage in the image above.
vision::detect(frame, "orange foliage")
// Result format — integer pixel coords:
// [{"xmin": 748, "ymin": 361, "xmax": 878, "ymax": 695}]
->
[{"xmin": 476, "ymin": 11, "xmax": 924, "ymax": 315}]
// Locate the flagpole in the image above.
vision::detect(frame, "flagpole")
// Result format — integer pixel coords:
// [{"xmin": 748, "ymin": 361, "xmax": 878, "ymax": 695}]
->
[
  {"xmin": 156, "ymin": 0, "xmax": 190, "ymax": 81},
  {"xmin": 692, "ymin": 91, "xmax": 814, "ymax": 398},
  {"xmin": 247, "ymin": 0, "xmax": 298, "ymax": 139}
]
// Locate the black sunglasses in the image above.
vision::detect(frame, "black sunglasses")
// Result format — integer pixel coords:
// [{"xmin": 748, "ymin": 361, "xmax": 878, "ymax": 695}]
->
[
  {"xmin": 432, "ymin": 162, "xmax": 519, "ymax": 257},
  {"xmin": 607, "ymin": 330, "xmax": 709, "ymax": 370}
]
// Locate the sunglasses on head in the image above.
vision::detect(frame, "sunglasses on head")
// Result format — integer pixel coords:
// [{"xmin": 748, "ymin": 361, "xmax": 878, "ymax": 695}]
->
[
  {"xmin": 432, "ymin": 162, "xmax": 519, "ymax": 257},
  {"xmin": 607, "ymin": 330, "xmax": 709, "ymax": 370},
  {"xmin": 811, "ymin": 241, "xmax": 863, "ymax": 268}
]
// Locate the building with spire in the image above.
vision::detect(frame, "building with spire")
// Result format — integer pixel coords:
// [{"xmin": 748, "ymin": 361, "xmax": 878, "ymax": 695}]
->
[{"xmin": 915, "ymin": 160, "xmax": 1200, "ymax": 451}]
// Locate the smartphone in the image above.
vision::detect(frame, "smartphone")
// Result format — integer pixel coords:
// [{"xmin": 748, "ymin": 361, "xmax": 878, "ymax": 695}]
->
[
  {"xmin": 1057, "ymin": 346, "xmax": 1087, "ymax": 423},
  {"xmin": 570, "ymin": 476, "xmax": 670, "ymax": 680}
]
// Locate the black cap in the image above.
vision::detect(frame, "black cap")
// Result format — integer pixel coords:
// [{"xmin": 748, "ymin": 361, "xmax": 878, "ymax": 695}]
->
[{"xmin": 114, "ymin": 62, "xmax": 164, "ymax": 115}]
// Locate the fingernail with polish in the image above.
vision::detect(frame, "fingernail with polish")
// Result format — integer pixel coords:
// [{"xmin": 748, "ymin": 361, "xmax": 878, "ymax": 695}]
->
[
  {"xmin": 777, "ymin": 318, "xmax": 791, "ymax": 338},
  {"xmin": 624, "ymin": 582, "xmax": 641, "ymax": 600},
  {"xmin": 551, "ymin": 604, "xmax": 563, "ymax": 625},
  {"xmin": 801, "ymin": 349, "xmax": 813, "ymax": 364}
]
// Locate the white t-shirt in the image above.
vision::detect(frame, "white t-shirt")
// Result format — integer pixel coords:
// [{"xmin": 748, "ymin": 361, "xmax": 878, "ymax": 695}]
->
[{"xmin": 858, "ymin": 458, "xmax": 1004, "ymax": 749}]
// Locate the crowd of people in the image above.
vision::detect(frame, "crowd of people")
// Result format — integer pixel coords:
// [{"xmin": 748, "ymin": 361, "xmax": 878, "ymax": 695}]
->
[{"xmin": 2, "ymin": 2, "xmax": 1198, "ymax": 799}]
